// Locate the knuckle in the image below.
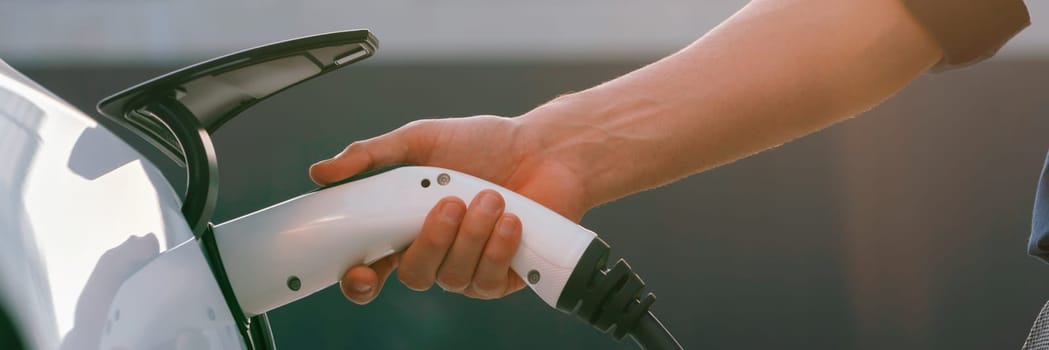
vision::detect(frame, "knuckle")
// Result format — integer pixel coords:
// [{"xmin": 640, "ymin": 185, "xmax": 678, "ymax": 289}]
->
[
  {"xmin": 403, "ymin": 119, "xmax": 428, "ymax": 128},
  {"xmin": 480, "ymin": 248, "xmax": 510, "ymax": 266},
  {"xmin": 462, "ymin": 226, "xmax": 491, "ymax": 243},
  {"xmin": 401, "ymin": 119, "xmax": 435, "ymax": 135},
  {"xmin": 343, "ymin": 141, "xmax": 366, "ymax": 154}
]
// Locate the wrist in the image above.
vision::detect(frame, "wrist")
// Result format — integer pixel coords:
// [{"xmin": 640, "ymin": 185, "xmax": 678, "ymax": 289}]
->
[{"xmin": 516, "ymin": 90, "xmax": 620, "ymax": 209}]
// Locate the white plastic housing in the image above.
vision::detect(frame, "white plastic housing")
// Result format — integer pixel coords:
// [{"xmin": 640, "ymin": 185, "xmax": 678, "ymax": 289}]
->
[{"xmin": 213, "ymin": 166, "xmax": 597, "ymax": 316}]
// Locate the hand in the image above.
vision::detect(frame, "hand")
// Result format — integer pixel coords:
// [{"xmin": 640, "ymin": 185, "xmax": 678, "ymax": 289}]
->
[{"xmin": 309, "ymin": 115, "xmax": 589, "ymax": 304}]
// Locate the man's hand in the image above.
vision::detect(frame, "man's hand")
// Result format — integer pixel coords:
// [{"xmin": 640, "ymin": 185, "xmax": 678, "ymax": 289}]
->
[{"xmin": 309, "ymin": 115, "xmax": 589, "ymax": 304}]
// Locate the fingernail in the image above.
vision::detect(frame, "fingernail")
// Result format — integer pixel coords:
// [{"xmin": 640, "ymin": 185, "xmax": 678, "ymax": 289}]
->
[
  {"xmin": 496, "ymin": 215, "xmax": 517, "ymax": 237},
  {"xmin": 440, "ymin": 201, "xmax": 464, "ymax": 222},
  {"xmin": 479, "ymin": 191, "xmax": 501, "ymax": 212},
  {"xmin": 353, "ymin": 281, "xmax": 372, "ymax": 293}
]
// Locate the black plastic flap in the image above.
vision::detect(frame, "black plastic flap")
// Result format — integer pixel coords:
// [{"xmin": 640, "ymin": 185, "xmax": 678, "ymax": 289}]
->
[{"xmin": 97, "ymin": 30, "xmax": 378, "ymax": 163}]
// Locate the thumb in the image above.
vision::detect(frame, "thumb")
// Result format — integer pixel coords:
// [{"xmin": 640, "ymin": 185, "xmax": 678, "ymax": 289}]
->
[
  {"xmin": 309, "ymin": 123, "xmax": 432, "ymax": 185},
  {"xmin": 339, "ymin": 254, "xmax": 399, "ymax": 305}
]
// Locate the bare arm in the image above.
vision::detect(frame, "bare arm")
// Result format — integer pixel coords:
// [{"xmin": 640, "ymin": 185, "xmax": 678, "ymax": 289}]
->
[
  {"xmin": 520, "ymin": 0, "xmax": 942, "ymax": 208},
  {"xmin": 310, "ymin": 0, "xmax": 944, "ymax": 303}
]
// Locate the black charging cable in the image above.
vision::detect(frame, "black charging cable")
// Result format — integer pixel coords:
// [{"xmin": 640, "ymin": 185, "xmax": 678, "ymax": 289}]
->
[{"xmin": 556, "ymin": 238, "xmax": 683, "ymax": 349}]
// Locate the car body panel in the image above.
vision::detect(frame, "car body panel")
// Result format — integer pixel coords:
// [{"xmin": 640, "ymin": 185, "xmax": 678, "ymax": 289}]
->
[{"xmin": 0, "ymin": 59, "xmax": 243, "ymax": 349}]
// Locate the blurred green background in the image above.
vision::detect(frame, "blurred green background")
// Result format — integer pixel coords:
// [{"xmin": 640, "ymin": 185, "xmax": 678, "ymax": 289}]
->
[{"xmin": 6, "ymin": 1, "xmax": 1049, "ymax": 349}]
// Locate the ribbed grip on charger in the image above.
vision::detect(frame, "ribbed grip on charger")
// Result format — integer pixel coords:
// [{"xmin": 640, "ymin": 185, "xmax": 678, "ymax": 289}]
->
[{"xmin": 556, "ymin": 238, "xmax": 657, "ymax": 340}]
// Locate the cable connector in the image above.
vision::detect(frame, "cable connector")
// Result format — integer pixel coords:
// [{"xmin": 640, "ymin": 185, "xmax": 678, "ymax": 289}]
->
[{"xmin": 556, "ymin": 238, "xmax": 657, "ymax": 340}]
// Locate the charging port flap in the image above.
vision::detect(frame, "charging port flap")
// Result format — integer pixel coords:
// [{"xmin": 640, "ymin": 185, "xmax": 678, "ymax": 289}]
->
[
  {"xmin": 97, "ymin": 29, "xmax": 378, "ymax": 163},
  {"xmin": 95, "ymin": 29, "xmax": 379, "ymax": 236}
]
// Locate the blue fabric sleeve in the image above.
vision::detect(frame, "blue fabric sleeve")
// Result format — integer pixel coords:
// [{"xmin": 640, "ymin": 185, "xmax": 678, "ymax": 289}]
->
[{"xmin": 1029, "ymin": 150, "xmax": 1049, "ymax": 262}]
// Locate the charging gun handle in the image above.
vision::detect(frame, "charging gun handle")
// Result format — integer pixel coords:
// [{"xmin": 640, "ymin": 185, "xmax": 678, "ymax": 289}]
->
[{"xmin": 212, "ymin": 166, "xmax": 596, "ymax": 316}]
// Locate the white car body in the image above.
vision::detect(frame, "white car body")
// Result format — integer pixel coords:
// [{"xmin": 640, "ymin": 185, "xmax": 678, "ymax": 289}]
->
[{"xmin": 0, "ymin": 59, "xmax": 244, "ymax": 349}]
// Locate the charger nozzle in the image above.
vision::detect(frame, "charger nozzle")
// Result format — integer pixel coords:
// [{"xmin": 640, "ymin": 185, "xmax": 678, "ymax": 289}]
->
[{"xmin": 556, "ymin": 238, "xmax": 682, "ymax": 349}]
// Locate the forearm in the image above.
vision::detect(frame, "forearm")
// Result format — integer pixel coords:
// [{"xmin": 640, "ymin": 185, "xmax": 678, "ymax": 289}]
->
[{"xmin": 519, "ymin": 0, "xmax": 942, "ymax": 208}]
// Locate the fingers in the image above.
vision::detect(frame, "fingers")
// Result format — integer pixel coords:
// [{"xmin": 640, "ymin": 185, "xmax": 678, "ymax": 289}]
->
[
  {"xmin": 434, "ymin": 190, "xmax": 505, "ymax": 293},
  {"xmin": 400, "ymin": 191, "xmax": 525, "ymax": 299},
  {"xmin": 339, "ymin": 254, "xmax": 399, "ymax": 304},
  {"xmin": 397, "ymin": 197, "xmax": 466, "ymax": 291},
  {"xmin": 344, "ymin": 190, "xmax": 526, "ymax": 305},
  {"xmin": 309, "ymin": 121, "xmax": 433, "ymax": 185},
  {"xmin": 467, "ymin": 214, "xmax": 522, "ymax": 299}
]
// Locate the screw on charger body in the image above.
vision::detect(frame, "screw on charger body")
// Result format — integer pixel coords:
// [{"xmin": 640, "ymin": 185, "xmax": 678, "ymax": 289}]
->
[{"xmin": 528, "ymin": 270, "xmax": 541, "ymax": 284}]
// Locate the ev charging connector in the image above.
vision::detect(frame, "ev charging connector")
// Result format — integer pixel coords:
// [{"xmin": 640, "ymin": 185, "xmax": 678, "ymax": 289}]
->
[{"xmin": 98, "ymin": 30, "xmax": 682, "ymax": 350}]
